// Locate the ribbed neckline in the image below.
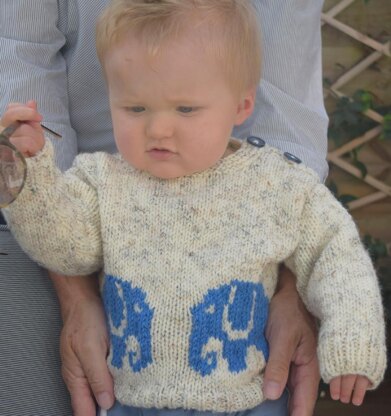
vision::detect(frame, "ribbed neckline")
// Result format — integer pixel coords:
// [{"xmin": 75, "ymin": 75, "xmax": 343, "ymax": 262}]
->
[{"xmin": 130, "ymin": 138, "xmax": 265, "ymax": 195}]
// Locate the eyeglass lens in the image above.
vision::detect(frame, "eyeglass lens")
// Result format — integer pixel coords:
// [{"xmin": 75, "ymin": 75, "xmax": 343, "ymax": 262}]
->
[{"xmin": 0, "ymin": 144, "xmax": 27, "ymax": 208}]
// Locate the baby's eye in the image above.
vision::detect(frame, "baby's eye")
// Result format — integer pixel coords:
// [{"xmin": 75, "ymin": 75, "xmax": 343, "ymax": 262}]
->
[
  {"xmin": 127, "ymin": 106, "xmax": 145, "ymax": 113},
  {"xmin": 177, "ymin": 106, "xmax": 194, "ymax": 114}
]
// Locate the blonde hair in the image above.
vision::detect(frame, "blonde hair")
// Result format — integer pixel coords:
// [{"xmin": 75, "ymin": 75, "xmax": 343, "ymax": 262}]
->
[{"xmin": 96, "ymin": 0, "xmax": 262, "ymax": 94}]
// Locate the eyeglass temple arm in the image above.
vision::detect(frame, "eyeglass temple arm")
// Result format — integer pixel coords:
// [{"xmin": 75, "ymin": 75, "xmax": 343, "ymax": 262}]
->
[{"xmin": 0, "ymin": 121, "xmax": 61, "ymax": 140}]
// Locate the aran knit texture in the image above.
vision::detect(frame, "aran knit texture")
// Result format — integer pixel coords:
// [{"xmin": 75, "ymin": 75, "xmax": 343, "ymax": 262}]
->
[{"xmin": 4, "ymin": 139, "xmax": 386, "ymax": 412}]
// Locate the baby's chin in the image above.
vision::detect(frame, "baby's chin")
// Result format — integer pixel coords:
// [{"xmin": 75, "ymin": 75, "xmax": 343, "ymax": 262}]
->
[
  {"xmin": 144, "ymin": 169, "xmax": 194, "ymax": 180},
  {"xmin": 123, "ymin": 159, "xmax": 184, "ymax": 180},
  {"xmin": 124, "ymin": 151, "xmax": 225, "ymax": 180},
  {"xmin": 142, "ymin": 165, "xmax": 206, "ymax": 180}
]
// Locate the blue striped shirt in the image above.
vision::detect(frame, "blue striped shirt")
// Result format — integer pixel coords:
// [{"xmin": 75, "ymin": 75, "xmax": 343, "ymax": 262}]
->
[{"xmin": 0, "ymin": 0, "xmax": 328, "ymax": 179}]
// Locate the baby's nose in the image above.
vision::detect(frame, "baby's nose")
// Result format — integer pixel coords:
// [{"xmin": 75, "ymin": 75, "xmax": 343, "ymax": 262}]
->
[{"xmin": 146, "ymin": 113, "xmax": 174, "ymax": 140}]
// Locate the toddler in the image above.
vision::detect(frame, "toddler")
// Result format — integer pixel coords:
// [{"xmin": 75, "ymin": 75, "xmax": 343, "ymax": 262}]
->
[{"xmin": 2, "ymin": 0, "xmax": 386, "ymax": 415}]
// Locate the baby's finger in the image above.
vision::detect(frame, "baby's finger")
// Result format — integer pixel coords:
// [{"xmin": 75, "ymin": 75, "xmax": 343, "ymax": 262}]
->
[
  {"xmin": 26, "ymin": 100, "xmax": 38, "ymax": 110},
  {"xmin": 340, "ymin": 374, "xmax": 356, "ymax": 404},
  {"xmin": 352, "ymin": 377, "xmax": 370, "ymax": 406},
  {"xmin": 330, "ymin": 377, "xmax": 341, "ymax": 400},
  {"xmin": 6, "ymin": 102, "xmax": 25, "ymax": 108},
  {"xmin": 1, "ymin": 105, "xmax": 42, "ymax": 127},
  {"xmin": 6, "ymin": 101, "xmax": 37, "ymax": 110},
  {"xmin": 9, "ymin": 134, "xmax": 44, "ymax": 157}
]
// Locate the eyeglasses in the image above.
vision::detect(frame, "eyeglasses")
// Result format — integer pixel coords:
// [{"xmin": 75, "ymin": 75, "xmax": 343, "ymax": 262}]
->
[{"xmin": 0, "ymin": 122, "xmax": 61, "ymax": 208}]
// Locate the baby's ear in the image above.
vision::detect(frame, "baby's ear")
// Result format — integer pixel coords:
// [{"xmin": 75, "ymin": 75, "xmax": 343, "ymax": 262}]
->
[{"xmin": 235, "ymin": 87, "xmax": 256, "ymax": 126}]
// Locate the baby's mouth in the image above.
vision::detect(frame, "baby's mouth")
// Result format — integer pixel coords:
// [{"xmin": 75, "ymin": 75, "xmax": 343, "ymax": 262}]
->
[{"xmin": 147, "ymin": 148, "xmax": 176, "ymax": 160}]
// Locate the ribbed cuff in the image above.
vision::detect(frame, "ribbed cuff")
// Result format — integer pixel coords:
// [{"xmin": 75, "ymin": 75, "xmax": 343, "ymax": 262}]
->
[
  {"xmin": 318, "ymin": 329, "xmax": 387, "ymax": 389},
  {"xmin": 24, "ymin": 139, "xmax": 56, "ymax": 186}
]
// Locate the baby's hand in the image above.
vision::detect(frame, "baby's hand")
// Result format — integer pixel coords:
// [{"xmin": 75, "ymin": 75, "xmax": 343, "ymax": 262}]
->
[
  {"xmin": 330, "ymin": 375, "xmax": 370, "ymax": 406},
  {"xmin": 1, "ymin": 100, "xmax": 45, "ymax": 157}
]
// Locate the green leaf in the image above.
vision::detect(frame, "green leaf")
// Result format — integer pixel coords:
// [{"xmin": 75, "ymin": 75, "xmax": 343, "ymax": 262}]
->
[
  {"xmin": 332, "ymin": 112, "xmax": 346, "ymax": 128},
  {"xmin": 327, "ymin": 91, "xmax": 387, "ymax": 145},
  {"xmin": 351, "ymin": 148, "xmax": 359, "ymax": 161},
  {"xmin": 345, "ymin": 111, "xmax": 359, "ymax": 125},
  {"xmin": 337, "ymin": 97, "xmax": 351, "ymax": 107},
  {"xmin": 362, "ymin": 235, "xmax": 388, "ymax": 262},
  {"xmin": 350, "ymin": 101, "xmax": 365, "ymax": 112},
  {"xmin": 379, "ymin": 266, "xmax": 391, "ymax": 289},
  {"xmin": 353, "ymin": 160, "xmax": 368, "ymax": 178},
  {"xmin": 327, "ymin": 180, "xmax": 338, "ymax": 197},
  {"xmin": 353, "ymin": 89, "xmax": 374, "ymax": 111},
  {"xmin": 328, "ymin": 126, "xmax": 344, "ymax": 145},
  {"xmin": 339, "ymin": 194, "xmax": 357, "ymax": 208},
  {"xmin": 380, "ymin": 114, "xmax": 391, "ymax": 140}
]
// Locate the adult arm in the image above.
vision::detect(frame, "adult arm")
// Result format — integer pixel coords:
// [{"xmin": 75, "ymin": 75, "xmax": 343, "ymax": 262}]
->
[
  {"xmin": 235, "ymin": 0, "xmax": 329, "ymax": 181},
  {"xmin": 51, "ymin": 272, "xmax": 114, "ymax": 414},
  {"xmin": 0, "ymin": 0, "xmax": 78, "ymax": 169},
  {"xmin": 0, "ymin": 3, "xmax": 114, "ymax": 412},
  {"xmin": 265, "ymin": 266, "xmax": 319, "ymax": 416},
  {"xmin": 2, "ymin": 142, "xmax": 112, "ymax": 413}
]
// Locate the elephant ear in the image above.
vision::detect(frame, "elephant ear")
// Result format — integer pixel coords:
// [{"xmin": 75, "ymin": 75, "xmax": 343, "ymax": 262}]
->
[
  {"xmin": 228, "ymin": 281, "xmax": 254, "ymax": 331},
  {"xmin": 103, "ymin": 275, "xmax": 125, "ymax": 329}
]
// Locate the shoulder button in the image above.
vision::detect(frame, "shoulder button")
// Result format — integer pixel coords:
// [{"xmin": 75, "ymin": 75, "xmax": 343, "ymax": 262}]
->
[
  {"xmin": 283, "ymin": 152, "xmax": 302, "ymax": 164},
  {"xmin": 247, "ymin": 136, "xmax": 265, "ymax": 148}
]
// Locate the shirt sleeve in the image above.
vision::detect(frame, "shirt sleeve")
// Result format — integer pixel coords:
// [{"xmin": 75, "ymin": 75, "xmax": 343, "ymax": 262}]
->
[
  {"xmin": 3, "ymin": 141, "xmax": 103, "ymax": 276},
  {"xmin": 234, "ymin": 0, "xmax": 329, "ymax": 181},
  {"xmin": 0, "ymin": 0, "xmax": 78, "ymax": 171},
  {"xmin": 286, "ymin": 183, "xmax": 387, "ymax": 388}
]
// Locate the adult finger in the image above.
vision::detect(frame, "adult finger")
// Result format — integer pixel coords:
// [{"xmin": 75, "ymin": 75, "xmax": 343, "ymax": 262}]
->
[
  {"xmin": 59, "ymin": 291, "xmax": 115, "ymax": 415},
  {"xmin": 288, "ymin": 353, "xmax": 320, "ymax": 416},
  {"xmin": 61, "ymin": 339, "xmax": 99, "ymax": 416},
  {"xmin": 77, "ymin": 332, "xmax": 115, "ymax": 410},
  {"xmin": 263, "ymin": 326, "xmax": 294, "ymax": 399}
]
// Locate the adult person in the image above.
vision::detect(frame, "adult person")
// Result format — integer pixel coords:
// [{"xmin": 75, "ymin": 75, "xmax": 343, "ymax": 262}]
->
[{"xmin": 0, "ymin": 1, "xmax": 328, "ymax": 415}]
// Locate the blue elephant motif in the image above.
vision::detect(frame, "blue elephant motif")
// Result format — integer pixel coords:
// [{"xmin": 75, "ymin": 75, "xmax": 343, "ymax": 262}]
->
[
  {"xmin": 102, "ymin": 275, "xmax": 154, "ymax": 372},
  {"xmin": 189, "ymin": 280, "xmax": 269, "ymax": 376}
]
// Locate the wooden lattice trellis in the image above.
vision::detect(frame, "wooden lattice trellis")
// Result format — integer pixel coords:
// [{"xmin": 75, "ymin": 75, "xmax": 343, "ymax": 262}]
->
[{"xmin": 322, "ymin": 0, "xmax": 391, "ymax": 212}]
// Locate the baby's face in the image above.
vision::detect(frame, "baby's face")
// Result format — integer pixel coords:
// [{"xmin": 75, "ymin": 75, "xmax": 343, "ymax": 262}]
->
[{"xmin": 104, "ymin": 31, "xmax": 254, "ymax": 179}]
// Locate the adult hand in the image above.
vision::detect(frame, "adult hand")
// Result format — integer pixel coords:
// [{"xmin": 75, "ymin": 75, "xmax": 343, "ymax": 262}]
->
[
  {"xmin": 50, "ymin": 272, "xmax": 115, "ymax": 416},
  {"xmin": 263, "ymin": 266, "xmax": 320, "ymax": 416}
]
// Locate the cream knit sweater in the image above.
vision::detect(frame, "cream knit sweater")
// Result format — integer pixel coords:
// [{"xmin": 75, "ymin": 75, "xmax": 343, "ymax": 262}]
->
[{"xmin": 4, "ymin": 138, "xmax": 386, "ymax": 412}]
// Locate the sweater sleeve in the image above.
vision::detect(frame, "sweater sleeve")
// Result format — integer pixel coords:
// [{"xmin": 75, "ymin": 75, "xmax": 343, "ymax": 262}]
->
[
  {"xmin": 286, "ymin": 183, "xmax": 387, "ymax": 388},
  {"xmin": 3, "ymin": 140, "xmax": 103, "ymax": 276}
]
